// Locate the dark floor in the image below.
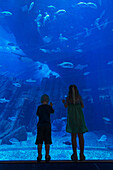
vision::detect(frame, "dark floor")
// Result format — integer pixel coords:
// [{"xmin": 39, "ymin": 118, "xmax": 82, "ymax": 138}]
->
[{"xmin": 1, "ymin": 161, "xmax": 113, "ymax": 170}]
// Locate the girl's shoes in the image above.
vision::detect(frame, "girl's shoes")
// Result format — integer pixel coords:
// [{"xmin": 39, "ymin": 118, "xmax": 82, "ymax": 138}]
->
[
  {"xmin": 80, "ymin": 153, "xmax": 85, "ymax": 161},
  {"xmin": 37, "ymin": 154, "xmax": 42, "ymax": 162},
  {"xmin": 71, "ymin": 153, "xmax": 78, "ymax": 161},
  {"xmin": 45, "ymin": 155, "xmax": 51, "ymax": 162}
]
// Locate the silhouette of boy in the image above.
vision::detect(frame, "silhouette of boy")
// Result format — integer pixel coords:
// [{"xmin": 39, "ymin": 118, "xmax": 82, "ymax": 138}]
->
[{"xmin": 35, "ymin": 94, "xmax": 54, "ymax": 162}]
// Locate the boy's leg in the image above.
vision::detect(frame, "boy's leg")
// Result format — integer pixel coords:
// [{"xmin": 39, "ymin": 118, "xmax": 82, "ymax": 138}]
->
[
  {"xmin": 71, "ymin": 133, "xmax": 77, "ymax": 156},
  {"xmin": 38, "ymin": 144, "xmax": 42, "ymax": 157},
  {"xmin": 45, "ymin": 144, "xmax": 50, "ymax": 157},
  {"xmin": 78, "ymin": 133, "xmax": 84, "ymax": 155}
]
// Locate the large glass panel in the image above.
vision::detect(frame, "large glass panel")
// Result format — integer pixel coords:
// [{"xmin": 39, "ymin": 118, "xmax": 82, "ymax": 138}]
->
[{"xmin": 0, "ymin": 0, "xmax": 113, "ymax": 160}]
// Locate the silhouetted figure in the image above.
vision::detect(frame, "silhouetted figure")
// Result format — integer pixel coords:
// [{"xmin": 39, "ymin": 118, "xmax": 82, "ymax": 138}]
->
[
  {"xmin": 62, "ymin": 85, "xmax": 88, "ymax": 161},
  {"xmin": 35, "ymin": 94, "xmax": 54, "ymax": 162}
]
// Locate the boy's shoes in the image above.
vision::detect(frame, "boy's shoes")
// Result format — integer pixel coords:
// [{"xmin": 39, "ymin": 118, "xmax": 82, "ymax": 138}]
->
[
  {"xmin": 80, "ymin": 153, "xmax": 85, "ymax": 161},
  {"xmin": 71, "ymin": 153, "xmax": 78, "ymax": 161},
  {"xmin": 45, "ymin": 155, "xmax": 51, "ymax": 162},
  {"xmin": 37, "ymin": 155, "xmax": 42, "ymax": 162}
]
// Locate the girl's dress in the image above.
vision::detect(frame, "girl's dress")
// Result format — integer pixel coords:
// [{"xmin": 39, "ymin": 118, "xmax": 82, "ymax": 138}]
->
[{"xmin": 66, "ymin": 96, "xmax": 88, "ymax": 133}]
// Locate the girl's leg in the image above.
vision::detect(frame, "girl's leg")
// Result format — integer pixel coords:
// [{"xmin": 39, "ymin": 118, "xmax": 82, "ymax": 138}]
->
[
  {"xmin": 71, "ymin": 133, "xmax": 77, "ymax": 157},
  {"xmin": 45, "ymin": 144, "xmax": 50, "ymax": 157},
  {"xmin": 78, "ymin": 133, "xmax": 84, "ymax": 156},
  {"xmin": 38, "ymin": 144, "xmax": 42, "ymax": 157}
]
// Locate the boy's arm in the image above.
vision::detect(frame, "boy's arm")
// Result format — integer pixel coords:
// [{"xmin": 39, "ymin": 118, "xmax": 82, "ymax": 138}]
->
[
  {"xmin": 51, "ymin": 107, "xmax": 54, "ymax": 114},
  {"xmin": 36, "ymin": 107, "xmax": 39, "ymax": 116},
  {"xmin": 50, "ymin": 102, "xmax": 54, "ymax": 113}
]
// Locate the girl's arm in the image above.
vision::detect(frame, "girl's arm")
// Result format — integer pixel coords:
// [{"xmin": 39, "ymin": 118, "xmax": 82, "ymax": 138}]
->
[
  {"xmin": 62, "ymin": 99, "xmax": 68, "ymax": 108},
  {"xmin": 80, "ymin": 96, "xmax": 84, "ymax": 108}
]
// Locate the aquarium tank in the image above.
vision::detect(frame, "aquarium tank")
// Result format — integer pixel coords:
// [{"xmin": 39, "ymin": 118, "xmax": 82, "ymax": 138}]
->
[{"xmin": 0, "ymin": 0, "xmax": 113, "ymax": 161}]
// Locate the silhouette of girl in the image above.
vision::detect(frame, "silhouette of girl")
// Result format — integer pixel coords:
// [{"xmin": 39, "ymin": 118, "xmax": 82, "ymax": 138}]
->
[{"xmin": 62, "ymin": 85, "xmax": 88, "ymax": 161}]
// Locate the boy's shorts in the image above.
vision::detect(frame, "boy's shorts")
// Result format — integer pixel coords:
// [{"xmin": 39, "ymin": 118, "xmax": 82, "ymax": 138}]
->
[{"xmin": 35, "ymin": 124, "xmax": 52, "ymax": 145}]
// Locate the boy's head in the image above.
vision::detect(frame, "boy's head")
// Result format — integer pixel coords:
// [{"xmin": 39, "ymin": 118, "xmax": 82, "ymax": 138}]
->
[{"xmin": 41, "ymin": 94, "xmax": 49, "ymax": 104}]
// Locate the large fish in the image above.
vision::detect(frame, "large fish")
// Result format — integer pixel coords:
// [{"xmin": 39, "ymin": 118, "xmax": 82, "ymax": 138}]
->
[
  {"xmin": 0, "ymin": 26, "xmax": 25, "ymax": 56},
  {"xmin": 28, "ymin": 2, "xmax": 35, "ymax": 12},
  {"xmin": 21, "ymin": 2, "xmax": 34, "ymax": 13},
  {"xmin": 0, "ymin": 11, "xmax": 13, "ymax": 17},
  {"xmin": 58, "ymin": 62, "xmax": 74, "ymax": 68},
  {"xmin": 87, "ymin": 2, "xmax": 97, "ymax": 9},
  {"xmin": 76, "ymin": 2, "xmax": 88, "ymax": 7},
  {"xmin": 55, "ymin": 9, "xmax": 66, "ymax": 15}
]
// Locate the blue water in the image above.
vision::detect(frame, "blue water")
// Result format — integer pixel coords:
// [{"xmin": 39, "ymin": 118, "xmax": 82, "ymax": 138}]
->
[{"xmin": 0, "ymin": 0, "xmax": 113, "ymax": 161}]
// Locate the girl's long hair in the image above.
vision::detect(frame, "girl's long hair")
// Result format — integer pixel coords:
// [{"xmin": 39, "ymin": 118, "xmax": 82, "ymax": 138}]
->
[{"xmin": 68, "ymin": 85, "xmax": 80, "ymax": 104}]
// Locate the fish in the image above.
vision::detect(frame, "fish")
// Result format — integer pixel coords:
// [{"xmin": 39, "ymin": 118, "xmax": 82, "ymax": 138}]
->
[
  {"xmin": 8, "ymin": 116, "xmax": 17, "ymax": 121},
  {"xmin": 83, "ymin": 72, "xmax": 90, "ymax": 76},
  {"xmin": 76, "ymin": 2, "xmax": 88, "ymax": 7},
  {"xmin": 48, "ymin": 5, "xmax": 56, "ymax": 9},
  {"xmin": 43, "ymin": 13, "xmax": 50, "ymax": 25},
  {"xmin": 26, "ymin": 78, "xmax": 36, "ymax": 83},
  {"xmin": 75, "ymin": 64, "xmax": 88, "ymax": 70},
  {"xmin": 49, "ymin": 71, "xmax": 60, "ymax": 78},
  {"xmin": 76, "ymin": 2, "xmax": 97, "ymax": 9},
  {"xmin": 55, "ymin": 9, "xmax": 66, "ymax": 15},
  {"xmin": 61, "ymin": 117, "xmax": 67, "ymax": 121},
  {"xmin": 43, "ymin": 36, "xmax": 52, "ymax": 43},
  {"xmin": 40, "ymin": 48, "xmax": 51, "ymax": 53},
  {"xmin": 9, "ymin": 138, "xmax": 19, "ymax": 144},
  {"xmin": 107, "ymin": 61, "xmax": 113, "ymax": 65},
  {"xmin": 59, "ymin": 34, "xmax": 68, "ymax": 41},
  {"xmin": 13, "ymin": 83, "xmax": 21, "ymax": 87},
  {"xmin": 102, "ymin": 117, "xmax": 111, "ymax": 122},
  {"xmin": 99, "ymin": 95, "xmax": 109, "ymax": 100},
  {"xmin": 35, "ymin": 14, "xmax": 42, "ymax": 23},
  {"xmin": 0, "ymin": 11, "xmax": 13, "ymax": 17},
  {"xmin": 0, "ymin": 25, "xmax": 25, "ymax": 56},
  {"xmin": 75, "ymin": 49, "xmax": 83, "ymax": 53},
  {"xmin": 87, "ymin": 2, "xmax": 97, "ymax": 9},
  {"xmin": 0, "ymin": 98, "xmax": 10, "ymax": 103},
  {"xmin": 58, "ymin": 62, "xmax": 74, "ymax": 68},
  {"xmin": 97, "ymin": 135, "xmax": 107, "ymax": 142},
  {"xmin": 21, "ymin": 2, "xmax": 34, "ymax": 13},
  {"xmin": 28, "ymin": 2, "xmax": 35, "ymax": 12}
]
